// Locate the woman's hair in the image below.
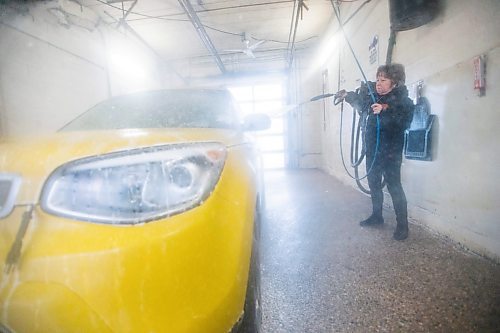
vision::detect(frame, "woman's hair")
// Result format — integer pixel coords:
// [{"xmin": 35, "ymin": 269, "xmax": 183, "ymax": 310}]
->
[{"xmin": 376, "ymin": 63, "xmax": 406, "ymax": 87}]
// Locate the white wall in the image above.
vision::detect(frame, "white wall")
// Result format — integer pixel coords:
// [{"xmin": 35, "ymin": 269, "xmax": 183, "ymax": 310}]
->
[
  {"xmin": 0, "ymin": 0, "xmax": 178, "ymax": 138},
  {"xmin": 302, "ymin": 0, "xmax": 500, "ymax": 261}
]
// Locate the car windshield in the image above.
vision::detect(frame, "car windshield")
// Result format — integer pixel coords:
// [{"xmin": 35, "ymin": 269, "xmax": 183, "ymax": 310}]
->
[{"xmin": 61, "ymin": 89, "xmax": 240, "ymax": 131}]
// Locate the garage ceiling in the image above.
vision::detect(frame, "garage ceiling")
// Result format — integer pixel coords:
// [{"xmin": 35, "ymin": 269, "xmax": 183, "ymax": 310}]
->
[{"xmin": 86, "ymin": 0, "xmax": 334, "ymax": 79}]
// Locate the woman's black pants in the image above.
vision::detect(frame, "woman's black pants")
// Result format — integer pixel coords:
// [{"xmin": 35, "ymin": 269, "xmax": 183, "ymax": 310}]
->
[{"xmin": 365, "ymin": 151, "xmax": 408, "ymax": 223}]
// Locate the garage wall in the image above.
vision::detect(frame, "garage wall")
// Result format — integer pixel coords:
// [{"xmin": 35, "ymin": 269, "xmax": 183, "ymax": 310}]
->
[
  {"xmin": 301, "ymin": 0, "xmax": 500, "ymax": 261},
  {"xmin": 285, "ymin": 51, "xmax": 325, "ymax": 169},
  {"xmin": 0, "ymin": 0, "xmax": 177, "ymax": 138}
]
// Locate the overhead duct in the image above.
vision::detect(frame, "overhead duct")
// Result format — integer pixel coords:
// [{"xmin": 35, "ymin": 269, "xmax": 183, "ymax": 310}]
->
[
  {"xmin": 389, "ymin": 0, "xmax": 439, "ymax": 31},
  {"xmin": 177, "ymin": 0, "xmax": 226, "ymax": 74}
]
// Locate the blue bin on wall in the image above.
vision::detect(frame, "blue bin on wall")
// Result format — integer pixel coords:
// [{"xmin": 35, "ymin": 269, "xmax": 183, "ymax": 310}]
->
[{"xmin": 404, "ymin": 97, "xmax": 435, "ymax": 161}]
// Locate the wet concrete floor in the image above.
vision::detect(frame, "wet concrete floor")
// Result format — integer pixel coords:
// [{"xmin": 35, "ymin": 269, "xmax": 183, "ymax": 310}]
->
[{"xmin": 259, "ymin": 169, "xmax": 500, "ymax": 333}]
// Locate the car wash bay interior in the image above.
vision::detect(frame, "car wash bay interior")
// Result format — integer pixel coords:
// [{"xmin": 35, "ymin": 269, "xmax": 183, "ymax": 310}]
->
[{"xmin": 1, "ymin": 0, "xmax": 499, "ymax": 332}]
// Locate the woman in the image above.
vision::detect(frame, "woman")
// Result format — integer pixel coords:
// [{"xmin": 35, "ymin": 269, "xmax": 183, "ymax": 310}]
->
[{"xmin": 339, "ymin": 63, "xmax": 414, "ymax": 240}]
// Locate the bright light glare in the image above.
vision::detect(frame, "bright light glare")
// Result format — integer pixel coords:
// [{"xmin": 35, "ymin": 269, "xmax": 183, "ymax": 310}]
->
[
  {"xmin": 315, "ymin": 33, "xmax": 340, "ymax": 68},
  {"xmin": 108, "ymin": 50, "xmax": 146, "ymax": 80},
  {"xmin": 107, "ymin": 40, "xmax": 151, "ymax": 82}
]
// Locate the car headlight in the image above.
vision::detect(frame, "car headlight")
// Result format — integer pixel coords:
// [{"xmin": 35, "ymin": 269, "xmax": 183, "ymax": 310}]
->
[{"xmin": 40, "ymin": 142, "xmax": 227, "ymax": 224}]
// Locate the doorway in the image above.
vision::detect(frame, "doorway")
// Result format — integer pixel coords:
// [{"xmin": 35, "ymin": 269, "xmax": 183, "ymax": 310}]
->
[{"xmin": 229, "ymin": 82, "xmax": 285, "ymax": 169}]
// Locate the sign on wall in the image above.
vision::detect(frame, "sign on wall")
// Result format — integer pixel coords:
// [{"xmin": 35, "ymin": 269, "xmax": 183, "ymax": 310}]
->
[{"xmin": 369, "ymin": 35, "xmax": 379, "ymax": 65}]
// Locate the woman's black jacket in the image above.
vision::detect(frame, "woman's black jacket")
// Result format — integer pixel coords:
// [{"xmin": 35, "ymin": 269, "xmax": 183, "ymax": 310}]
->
[{"xmin": 344, "ymin": 83, "xmax": 414, "ymax": 159}]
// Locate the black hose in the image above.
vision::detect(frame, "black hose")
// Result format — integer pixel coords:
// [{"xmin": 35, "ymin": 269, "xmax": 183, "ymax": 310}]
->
[{"xmin": 351, "ymin": 106, "xmax": 370, "ymax": 193}]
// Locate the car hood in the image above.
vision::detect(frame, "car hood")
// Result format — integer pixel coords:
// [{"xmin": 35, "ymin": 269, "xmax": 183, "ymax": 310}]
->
[{"xmin": 0, "ymin": 128, "xmax": 247, "ymax": 203}]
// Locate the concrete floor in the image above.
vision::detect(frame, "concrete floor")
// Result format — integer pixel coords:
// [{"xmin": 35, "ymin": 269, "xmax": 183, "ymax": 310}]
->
[{"xmin": 259, "ymin": 169, "xmax": 500, "ymax": 333}]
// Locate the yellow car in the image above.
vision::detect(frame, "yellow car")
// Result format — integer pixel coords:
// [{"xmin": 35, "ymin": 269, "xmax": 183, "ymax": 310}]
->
[{"xmin": 0, "ymin": 89, "xmax": 269, "ymax": 333}]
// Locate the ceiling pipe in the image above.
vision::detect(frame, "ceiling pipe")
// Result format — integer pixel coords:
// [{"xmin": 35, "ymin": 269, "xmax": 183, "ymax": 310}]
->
[
  {"xmin": 286, "ymin": 0, "xmax": 308, "ymax": 69},
  {"xmin": 116, "ymin": 0, "xmax": 137, "ymax": 29},
  {"xmin": 125, "ymin": 1, "xmax": 295, "ymax": 22},
  {"xmin": 177, "ymin": 0, "xmax": 226, "ymax": 74}
]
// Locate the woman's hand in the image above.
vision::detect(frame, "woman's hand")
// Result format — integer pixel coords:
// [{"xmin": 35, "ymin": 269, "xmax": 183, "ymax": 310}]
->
[
  {"xmin": 334, "ymin": 89, "xmax": 347, "ymax": 100},
  {"xmin": 371, "ymin": 103, "xmax": 388, "ymax": 114}
]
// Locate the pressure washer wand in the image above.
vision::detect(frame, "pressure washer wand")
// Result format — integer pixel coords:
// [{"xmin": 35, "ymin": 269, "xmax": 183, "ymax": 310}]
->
[
  {"xmin": 310, "ymin": 91, "xmax": 351, "ymax": 106},
  {"xmin": 309, "ymin": 93, "xmax": 334, "ymax": 102}
]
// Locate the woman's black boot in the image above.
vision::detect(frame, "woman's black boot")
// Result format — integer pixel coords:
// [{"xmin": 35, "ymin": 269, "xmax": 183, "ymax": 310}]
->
[
  {"xmin": 359, "ymin": 214, "xmax": 384, "ymax": 226},
  {"xmin": 393, "ymin": 218, "xmax": 408, "ymax": 240}
]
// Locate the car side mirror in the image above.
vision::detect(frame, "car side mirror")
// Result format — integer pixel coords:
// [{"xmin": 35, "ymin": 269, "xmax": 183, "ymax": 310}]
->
[{"xmin": 242, "ymin": 114, "xmax": 271, "ymax": 131}]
